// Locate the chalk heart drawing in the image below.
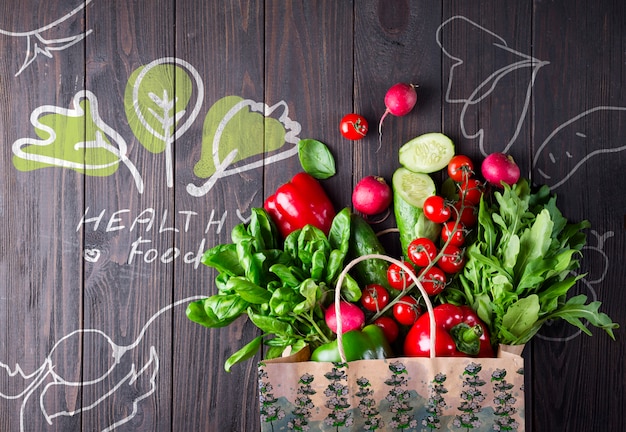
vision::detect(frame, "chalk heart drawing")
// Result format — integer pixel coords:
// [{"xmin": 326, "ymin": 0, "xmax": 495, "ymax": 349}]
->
[
  {"xmin": 83, "ymin": 248, "xmax": 101, "ymax": 263},
  {"xmin": 0, "ymin": 296, "xmax": 204, "ymax": 432},
  {"xmin": 12, "ymin": 56, "xmax": 302, "ymax": 197},
  {"xmin": 436, "ymin": 15, "xmax": 550, "ymax": 157},
  {"xmin": 0, "ymin": 0, "xmax": 94, "ymax": 77}
]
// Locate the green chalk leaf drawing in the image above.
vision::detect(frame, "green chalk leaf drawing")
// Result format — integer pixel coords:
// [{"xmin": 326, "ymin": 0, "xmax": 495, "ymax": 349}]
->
[
  {"xmin": 187, "ymin": 95, "xmax": 301, "ymax": 197},
  {"xmin": 12, "ymin": 90, "xmax": 144, "ymax": 193},
  {"xmin": 124, "ymin": 57, "xmax": 204, "ymax": 188}
]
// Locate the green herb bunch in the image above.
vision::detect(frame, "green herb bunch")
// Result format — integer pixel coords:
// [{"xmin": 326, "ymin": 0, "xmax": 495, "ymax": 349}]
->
[{"xmin": 454, "ymin": 179, "xmax": 618, "ymax": 346}]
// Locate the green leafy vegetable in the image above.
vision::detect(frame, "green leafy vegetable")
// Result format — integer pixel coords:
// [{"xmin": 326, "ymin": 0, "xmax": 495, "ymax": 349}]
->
[
  {"xmin": 297, "ymin": 138, "xmax": 336, "ymax": 179},
  {"xmin": 187, "ymin": 207, "xmax": 361, "ymax": 371},
  {"xmin": 454, "ymin": 179, "xmax": 618, "ymax": 346}
]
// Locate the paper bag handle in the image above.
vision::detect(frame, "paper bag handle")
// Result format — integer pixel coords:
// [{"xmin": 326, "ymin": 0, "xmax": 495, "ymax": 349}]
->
[{"xmin": 334, "ymin": 254, "xmax": 437, "ymax": 362}]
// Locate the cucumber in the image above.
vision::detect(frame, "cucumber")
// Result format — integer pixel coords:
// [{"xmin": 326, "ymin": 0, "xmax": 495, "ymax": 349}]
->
[
  {"xmin": 392, "ymin": 167, "xmax": 436, "ymax": 208},
  {"xmin": 347, "ymin": 212, "xmax": 392, "ymax": 290},
  {"xmin": 399, "ymin": 132, "xmax": 455, "ymax": 173},
  {"xmin": 392, "ymin": 168, "xmax": 440, "ymax": 260},
  {"xmin": 394, "ymin": 192, "xmax": 421, "ymax": 260}
]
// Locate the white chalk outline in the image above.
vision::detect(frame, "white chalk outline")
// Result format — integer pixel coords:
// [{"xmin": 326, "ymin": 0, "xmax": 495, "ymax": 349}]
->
[
  {"xmin": 0, "ymin": 295, "xmax": 205, "ymax": 432},
  {"xmin": 0, "ymin": 0, "xmax": 94, "ymax": 76},
  {"xmin": 532, "ymin": 106, "xmax": 626, "ymax": 190},
  {"xmin": 436, "ymin": 15, "xmax": 550, "ymax": 157},
  {"xmin": 186, "ymin": 98, "xmax": 301, "ymax": 197},
  {"xmin": 130, "ymin": 57, "xmax": 204, "ymax": 189},
  {"xmin": 12, "ymin": 90, "xmax": 145, "ymax": 193}
]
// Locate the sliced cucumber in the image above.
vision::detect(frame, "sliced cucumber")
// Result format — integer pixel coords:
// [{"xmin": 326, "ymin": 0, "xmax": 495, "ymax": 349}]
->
[
  {"xmin": 392, "ymin": 167, "xmax": 436, "ymax": 208},
  {"xmin": 398, "ymin": 132, "xmax": 455, "ymax": 173}
]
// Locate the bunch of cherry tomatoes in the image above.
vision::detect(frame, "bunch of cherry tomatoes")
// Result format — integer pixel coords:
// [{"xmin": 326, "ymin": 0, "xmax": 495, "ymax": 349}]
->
[{"xmin": 357, "ymin": 154, "xmax": 486, "ymax": 344}]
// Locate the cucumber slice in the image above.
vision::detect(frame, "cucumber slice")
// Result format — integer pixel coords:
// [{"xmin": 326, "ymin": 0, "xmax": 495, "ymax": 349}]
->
[
  {"xmin": 398, "ymin": 132, "xmax": 455, "ymax": 173},
  {"xmin": 392, "ymin": 167, "xmax": 436, "ymax": 208}
]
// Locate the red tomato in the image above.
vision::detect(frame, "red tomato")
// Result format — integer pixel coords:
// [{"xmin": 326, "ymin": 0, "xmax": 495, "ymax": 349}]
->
[
  {"xmin": 454, "ymin": 201, "xmax": 478, "ymax": 227},
  {"xmin": 422, "ymin": 195, "xmax": 451, "ymax": 223},
  {"xmin": 393, "ymin": 295, "xmax": 421, "ymax": 326},
  {"xmin": 360, "ymin": 284, "xmax": 390, "ymax": 312},
  {"xmin": 441, "ymin": 221, "xmax": 466, "ymax": 247},
  {"xmin": 340, "ymin": 113, "xmax": 369, "ymax": 140},
  {"xmin": 418, "ymin": 266, "xmax": 447, "ymax": 296},
  {"xmin": 438, "ymin": 244, "xmax": 466, "ymax": 274},
  {"xmin": 407, "ymin": 238, "xmax": 438, "ymax": 267},
  {"xmin": 373, "ymin": 316, "xmax": 400, "ymax": 344},
  {"xmin": 387, "ymin": 261, "xmax": 415, "ymax": 290},
  {"xmin": 447, "ymin": 155, "xmax": 475, "ymax": 182},
  {"xmin": 458, "ymin": 178, "xmax": 484, "ymax": 205}
]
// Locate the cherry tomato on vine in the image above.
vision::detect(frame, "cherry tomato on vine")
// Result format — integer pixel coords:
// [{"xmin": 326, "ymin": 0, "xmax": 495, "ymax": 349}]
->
[
  {"xmin": 387, "ymin": 261, "xmax": 414, "ymax": 290},
  {"xmin": 360, "ymin": 284, "xmax": 390, "ymax": 312},
  {"xmin": 407, "ymin": 238, "xmax": 438, "ymax": 267},
  {"xmin": 448, "ymin": 155, "xmax": 475, "ymax": 182},
  {"xmin": 438, "ymin": 244, "xmax": 466, "ymax": 274},
  {"xmin": 422, "ymin": 195, "xmax": 452, "ymax": 223},
  {"xmin": 418, "ymin": 266, "xmax": 447, "ymax": 296},
  {"xmin": 373, "ymin": 316, "xmax": 400, "ymax": 344},
  {"xmin": 458, "ymin": 178, "xmax": 484, "ymax": 205},
  {"xmin": 441, "ymin": 221, "xmax": 466, "ymax": 247},
  {"xmin": 339, "ymin": 113, "xmax": 369, "ymax": 140},
  {"xmin": 454, "ymin": 201, "xmax": 478, "ymax": 227},
  {"xmin": 393, "ymin": 295, "xmax": 421, "ymax": 326}
]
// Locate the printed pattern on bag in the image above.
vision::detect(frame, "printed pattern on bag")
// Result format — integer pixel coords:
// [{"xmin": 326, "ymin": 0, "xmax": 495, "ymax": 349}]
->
[{"xmin": 259, "ymin": 356, "xmax": 525, "ymax": 431}]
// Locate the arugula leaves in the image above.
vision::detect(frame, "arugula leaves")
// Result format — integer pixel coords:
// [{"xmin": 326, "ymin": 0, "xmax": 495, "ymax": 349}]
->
[
  {"xmin": 186, "ymin": 207, "xmax": 358, "ymax": 371},
  {"xmin": 457, "ymin": 179, "xmax": 617, "ymax": 346}
]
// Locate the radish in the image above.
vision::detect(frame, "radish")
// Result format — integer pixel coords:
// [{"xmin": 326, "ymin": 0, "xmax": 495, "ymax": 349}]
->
[
  {"xmin": 378, "ymin": 83, "xmax": 418, "ymax": 149},
  {"xmin": 352, "ymin": 175, "xmax": 392, "ymax": 215},
  {"xmin": 481, "ymin": 152, "xmax": 521, "ymax": 187},
  {"xmin": 325, "ymin": 301, "xmax": 365, "ymax": 334}
]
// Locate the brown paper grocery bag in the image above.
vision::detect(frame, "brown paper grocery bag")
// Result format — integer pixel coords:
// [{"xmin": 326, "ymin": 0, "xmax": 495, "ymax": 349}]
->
[{"xmin": 259, "ymin": 351, "xmax": 524, "ymax": 431}]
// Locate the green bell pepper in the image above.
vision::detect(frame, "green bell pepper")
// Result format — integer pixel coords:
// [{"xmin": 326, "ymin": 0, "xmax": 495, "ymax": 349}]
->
[{"xmin": 310, "ymin": 324, "xmax": 393, "ymax": 362}]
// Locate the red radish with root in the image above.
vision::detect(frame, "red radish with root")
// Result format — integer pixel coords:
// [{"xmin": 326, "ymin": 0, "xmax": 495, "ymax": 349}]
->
[{"xmin": 378, "ymin": 83, "xmax": 418, "ymax": 149}]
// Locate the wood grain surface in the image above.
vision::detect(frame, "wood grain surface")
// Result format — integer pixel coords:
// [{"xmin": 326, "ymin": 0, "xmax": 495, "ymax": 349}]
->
[{"xmin": 0, "ymin": 1, "xmax": 624, "ymax": 431}]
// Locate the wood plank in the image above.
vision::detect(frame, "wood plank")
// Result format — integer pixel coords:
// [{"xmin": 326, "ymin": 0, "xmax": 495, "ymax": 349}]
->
[
  {"xmin": 354, "ymin": 0, "xmax": 443, "ymax": 252},
  {"xmin": 172, "ymin": 0, "xmax": 267, "ymax": 430},
  {"xmin": 0, "ymin": 1, "xmax": 87, "ymax": 430},
  {"xmin": 80, "ymin": 0, "xmax": 175, "ymax": 430},
  {"xmin": 531, "ymin": 1, "xmax": 626, "ymax": 430}
]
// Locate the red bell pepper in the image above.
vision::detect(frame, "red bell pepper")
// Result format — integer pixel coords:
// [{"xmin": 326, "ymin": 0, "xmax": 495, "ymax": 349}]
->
[
  {"xmin": 264, "ymin": 172, "xmax": 336, "ymax": 238},
  {"xmin": 403, "ymin": 303, "xmax": 494, "ymax": 357}
]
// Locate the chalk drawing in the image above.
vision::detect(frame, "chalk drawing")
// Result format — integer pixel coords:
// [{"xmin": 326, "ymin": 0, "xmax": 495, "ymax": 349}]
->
[
  {"xmin": 437, "ymin": 16, "xmax": 622, "ymax": 344},
  {"xmin": 187, "ymin": 97, "xmax": 301, "ymax": 197},
  {"xmin": 0, "ymin": 0, "xmax": 94, "ymax": 77},
  {"xmin": 532, "ymin": 106, "xmax": 626, "ymax": 190},
  {"xmin": 436, "ymin": 15, "xmax": 550, "ymax": 157},
  {"xmin": 125, "ymin": 57, "xmax": 204, "ymax": 189},
  {"xmin": 12, "ymin": 57, "xmax": 302, "ymax": 197},
  {"xmin": 12, "ymin": 90, "xmax": 145, "ymax": 193},
  {"xmin": 0, "ymin": 295, "xmax": 205, "ymax": 432}
]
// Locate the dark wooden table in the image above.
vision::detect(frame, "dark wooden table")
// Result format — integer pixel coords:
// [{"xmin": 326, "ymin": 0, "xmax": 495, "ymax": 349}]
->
[{"xmin": 1, "ymin": 1, "xmax": 624, "ymax": 431}]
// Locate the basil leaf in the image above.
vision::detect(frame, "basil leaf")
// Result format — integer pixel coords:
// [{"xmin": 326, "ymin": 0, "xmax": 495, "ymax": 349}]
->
[
  {"xmin": 185, "ymin": 299, "xmax": 236, "ymax": 328},
  {"xmin": 248, "ymin": 310, "xmax": 294, "ymax": 336},
  {"xmin": 297, "ymin": 138, "xmax": 336, "ymax": 179},
  {"xmin": 201, "ymin": 244, "xmax": 244, "ymax": 276},
  {"xmin": 205, "ymin": 294, "xmax": 248, "ymax": 322},
  {"xmin": 227, "ymin": 277, "xmax": 272, "ymax": 304},
  {"xmin": 225, "ymin": 335, "xmax": 263, "ymax": 372}
]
